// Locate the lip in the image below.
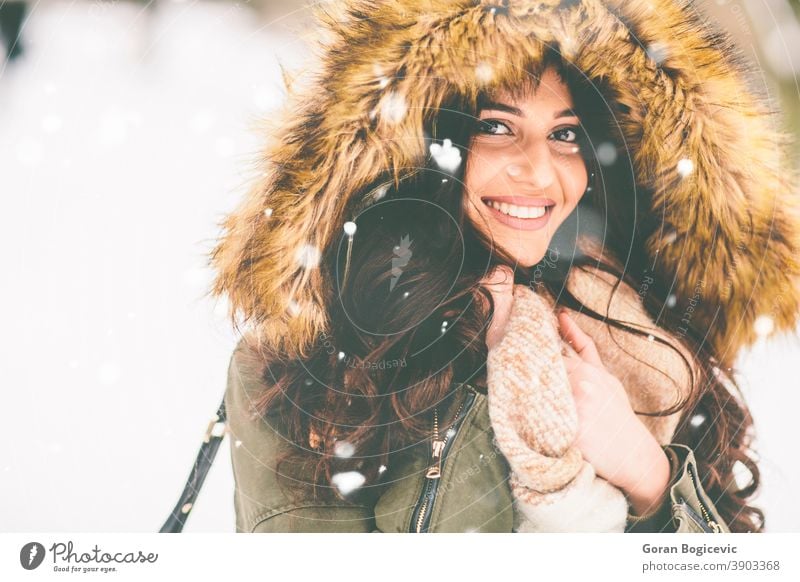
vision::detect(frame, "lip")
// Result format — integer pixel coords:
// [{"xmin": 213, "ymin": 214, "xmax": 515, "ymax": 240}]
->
[
  {"xmin": 481, "ymin": 198, "xmax": 554, "ymax": 231},
  {"xmin": 480, "ymin": 196, "xmax": 556, "ymax": 207}
]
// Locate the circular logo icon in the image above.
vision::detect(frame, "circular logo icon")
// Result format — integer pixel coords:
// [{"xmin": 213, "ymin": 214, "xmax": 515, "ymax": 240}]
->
[
  {"xmin": 334, "ymin": 197, "xmax": 465, "ymax": 336},
  {"xmin": 20, "ymin": 542, "xmax": 46, "ymax": 570}
]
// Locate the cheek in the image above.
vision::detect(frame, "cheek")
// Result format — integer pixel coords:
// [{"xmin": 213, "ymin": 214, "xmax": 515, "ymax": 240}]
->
[
  {"xmin": 462, "ymin": 157, "xmax": 493, "ymax": 214},
  {"xmin": 557, "ymin": 157, "xmax": 588, "ymax": 205},
  {"xmin": 463, "ymin": 154, "xmax": 490, "ymax": 195}
]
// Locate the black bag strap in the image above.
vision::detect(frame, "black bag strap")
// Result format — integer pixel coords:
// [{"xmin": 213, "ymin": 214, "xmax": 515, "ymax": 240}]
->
[{"xmin": 159, "ymin": 395, "xmax": 227, "ymax": 533}]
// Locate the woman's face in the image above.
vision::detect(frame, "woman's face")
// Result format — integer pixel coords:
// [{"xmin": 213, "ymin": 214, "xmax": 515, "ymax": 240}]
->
[{"xmin": 463, "ymin": 67, "xmax": 589, "ymax": 268}]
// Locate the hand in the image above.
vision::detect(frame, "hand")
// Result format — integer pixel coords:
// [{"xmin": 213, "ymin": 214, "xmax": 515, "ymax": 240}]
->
[
  {"xmin": 482, "ymin": 277, "xmax": 632, "ymax": 531},
  {"xmin": 557, "ymin": 309, "xmax": 670, "ymax": 515},
  {"xmin": 480, "ymin": 265, "xmax": 670, "ymax": 515}
]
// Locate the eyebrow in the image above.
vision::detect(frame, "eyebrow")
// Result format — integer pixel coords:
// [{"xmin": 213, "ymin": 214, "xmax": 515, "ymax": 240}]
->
[{"xmin": 479, "ymin": 101, "xmax": 578, "ymax": 120}]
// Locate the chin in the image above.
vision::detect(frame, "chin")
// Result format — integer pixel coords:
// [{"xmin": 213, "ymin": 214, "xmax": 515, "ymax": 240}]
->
[
  {"xmin": 500, "ymin": 245, "xmax": 547, "ymax": 269},
  {"xmin": 513, "ymin": 255, "xmax": 545, "ymax": 269}
]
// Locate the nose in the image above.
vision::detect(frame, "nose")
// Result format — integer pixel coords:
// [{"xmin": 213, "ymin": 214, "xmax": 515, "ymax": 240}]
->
[{"xmin": 504, "ymin": 142, "xmax": 556, "ymax": 190}]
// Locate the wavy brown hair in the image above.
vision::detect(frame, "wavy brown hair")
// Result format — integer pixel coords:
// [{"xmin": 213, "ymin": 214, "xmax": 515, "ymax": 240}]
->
[{"xmin": 248, "ymin": 48, "xmax": 764, "ymax": 532}]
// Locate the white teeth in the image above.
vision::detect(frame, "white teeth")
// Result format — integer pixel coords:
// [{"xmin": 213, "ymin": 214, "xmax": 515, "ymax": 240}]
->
[{"xmin": 485, "ymin": 200, "xmax": 547, "ymax": 219}]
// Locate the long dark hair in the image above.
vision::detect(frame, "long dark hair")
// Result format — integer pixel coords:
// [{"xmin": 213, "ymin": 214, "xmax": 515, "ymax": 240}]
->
[{"xmin": 250, "ymin": 48, "xmax": 763, "ymax": 532}]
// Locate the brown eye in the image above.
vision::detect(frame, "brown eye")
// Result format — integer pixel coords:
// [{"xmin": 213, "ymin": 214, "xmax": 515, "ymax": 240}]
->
[
  {"xmin": 476, "ymin": 119, "xmax": 512, "ymax": 135},
  {"xmin": 551, "ymin": 127, "xmax": 580, "ymax": 143}
]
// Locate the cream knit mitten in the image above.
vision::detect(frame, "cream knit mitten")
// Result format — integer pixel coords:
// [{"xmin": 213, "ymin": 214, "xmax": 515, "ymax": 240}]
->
[{"xmin": 486, "ymin": 285, "xmax": 628, "ymax": 532}]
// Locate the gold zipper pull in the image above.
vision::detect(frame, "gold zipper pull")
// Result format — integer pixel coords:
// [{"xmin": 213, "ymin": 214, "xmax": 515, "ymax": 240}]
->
[
  {"xmin": 426, "ymin": 439, "xmax": 445, "ymax": 479},
  {"xmin": 686, "ymin": 461, "xmax": 723, "ymax": 532}
]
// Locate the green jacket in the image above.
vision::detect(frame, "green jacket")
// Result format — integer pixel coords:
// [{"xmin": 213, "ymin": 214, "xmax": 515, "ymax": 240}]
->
[{"xmin": 226, "ymin": 341, "xmax": 729, "ymax": 533}]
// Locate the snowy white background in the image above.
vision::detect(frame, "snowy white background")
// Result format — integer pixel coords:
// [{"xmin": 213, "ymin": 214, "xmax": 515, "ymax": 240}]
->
[{"xmin": 0, "ymin": 0, "xmax": 798, "ymax": 532}]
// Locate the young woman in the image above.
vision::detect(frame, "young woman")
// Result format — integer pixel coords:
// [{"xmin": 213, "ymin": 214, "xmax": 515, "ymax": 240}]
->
[{"xmin": 209, "ymin": 0, "xmax": 800, "ymax": 533}]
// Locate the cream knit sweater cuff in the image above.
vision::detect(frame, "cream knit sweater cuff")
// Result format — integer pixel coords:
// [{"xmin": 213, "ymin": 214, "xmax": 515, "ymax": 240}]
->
[{"xmin": 486, "ymin": 284, "xmax": 628, "ymax": 532}]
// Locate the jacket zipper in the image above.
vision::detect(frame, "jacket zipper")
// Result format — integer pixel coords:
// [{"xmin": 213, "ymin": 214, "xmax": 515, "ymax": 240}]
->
[
  {"xmin": 684, "ymin": 462, "xmax": 722, "ymax": 532},
  {"xmin": 676, "ymin": 501, "xmax": 717, "ymax": 533},
  {"xmin": 409, "ymin": 388, "xmax": 477, "ymax": 533}
]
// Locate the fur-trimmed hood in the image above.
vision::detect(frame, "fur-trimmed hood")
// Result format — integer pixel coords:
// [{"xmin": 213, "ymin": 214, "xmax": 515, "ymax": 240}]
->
[{"xmin": 210, "ymin": 0, "xmax": 800, "ymax": 366}]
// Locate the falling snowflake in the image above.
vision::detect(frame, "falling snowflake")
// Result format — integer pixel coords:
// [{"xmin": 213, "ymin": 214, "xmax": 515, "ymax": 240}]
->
[
  {"xmin": 559, "ymin": 35, "xmax": 578, "ymax": 59},
  {"xmin": 666, "ymin": 294, "xmax": 677, "ymax": 308},
  {"xmin": 331, "ymin": 471, "xmax": 366, "ymax": 496},
  {"xmin": 337, "ymin": 351, "xmax": 346, "ymax": 361},
  {"xmin": 647, "ymin": 334, "xmax": 655, "ymax": 342},
  {"xmin": 373, "ymin": 63, "xmax": 390, "ymax": 88},
  {"xmin": 98, "ymin": 109, "xmax": 133, "ymax": 146},
  {"xmin": 446, "ymin": 428, "xmax": 456, "ymax": 438},
  {"xmin": 343, "ymin": 221, "xmax": 357, "ymax": 236},
  {"xmin": 295, "ymin": 244, "xmax": 321, "ymax": 269},
  {"xmin": 663, "ymin": 230, "xmax": 678, "ymax": 244},
  {"xmin": 97, "ymin": 361, "xmax": 121, "ymax": 386},
  {"xmin": 645, "ymin": 41, "xmax": 669, "ymax": 66},
  {"xmin": 188, "ymin": 109, "xmax": 215, "ymax": 135},
  {"xmin": 430, "ymin": 138, "xmax": 462, "ymax": 173},
  {"xmin": 596, "ymin": 142, "xmax": 617, "ymax": 166},
  {"xmin": 676, "ymin": 158, "xmax": 694, "ymax": 178},
  {"xmin": 235, "ymin": 440, "xmax": 243, "ymax": 448},
  {"xmin": 475, "ymin": 62, "xmax": 494, "ymax": 85},
  {"xmin": 333, "ymin": 440, "xmax": 355, "ymax": 458},
  {"xmin": 378, "ymin": 464, "xmax": 388, "ymax": 474},
  {"xmin": 380, "ymin": 91, "xmax": 407, "ymax": 124},
  {"xmin": 403, "ymin": 291, "xmax": 410, "ymax": 298},
  {"xmin": 264, "ymin": 207, "xmax": 273, "ymax": 218},
  {"xmin": 753, "ymin": 314, "xmax": 775, "ymax": 337},
  {"xmin": 506, "ymin": 164, "xmax": 522, "ymax": 177},
  {"xmin": 304, "ymin": 378, "xmax": 314, "ymax": 386},
  {"xmin": 689, "ymin": 413, "xmax": 706, "ymax": 428},
  {"xmin": 287, "ymin": 299, "xmax": 301, "ymax": 316},
  {"xmin": 253, "ymin": 82, "xmax": 280, "ymax": 111},
  {"xmin": 372, "ymin": 183, "xmax": 390, "ymax": 202},
  {"xmin": 42, "ymin": 115, "xmax": 63, "ymax": 133}
]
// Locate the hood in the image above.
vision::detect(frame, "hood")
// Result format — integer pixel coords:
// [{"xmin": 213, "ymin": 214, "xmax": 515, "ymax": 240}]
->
[{"xmin": 210, "ymin": 0, "xmax": 800, "ymax": 365}]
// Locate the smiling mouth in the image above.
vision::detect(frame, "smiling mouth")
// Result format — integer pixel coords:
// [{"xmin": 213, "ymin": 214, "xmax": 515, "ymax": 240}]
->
[{"xmin": 480, "ymin": 197, "xmax": 556, "ymax": 219}]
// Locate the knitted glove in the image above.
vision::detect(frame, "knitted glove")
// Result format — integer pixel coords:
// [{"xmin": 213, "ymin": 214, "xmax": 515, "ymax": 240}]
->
[{"xmin": 486, "ymin": 284, "xmax": 628, "ymax": 532}]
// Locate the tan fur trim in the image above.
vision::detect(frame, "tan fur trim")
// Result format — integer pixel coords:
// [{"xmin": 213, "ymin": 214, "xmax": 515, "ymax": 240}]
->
[{"xmin": 210, "ymin": 0, "xmax": 800, "ymax": 365}]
